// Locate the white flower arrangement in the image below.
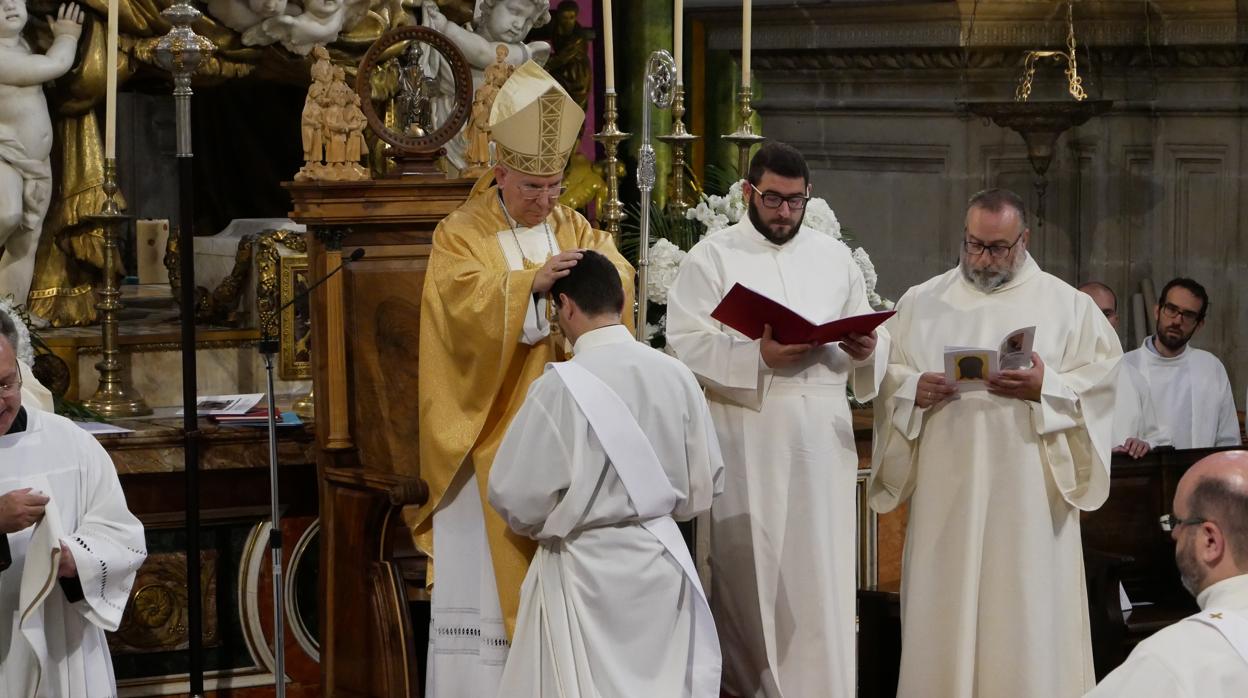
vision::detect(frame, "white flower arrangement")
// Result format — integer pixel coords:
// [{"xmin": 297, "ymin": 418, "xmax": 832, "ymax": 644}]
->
[
  {"xmin": 645, "ymin": 238, "xmax": 687, "ymax": 305},
  {"xmin": 684, "ymin": 183, "xmax": 892, "ymax": 309},
  {"xmin": 0, "ymin": 296, "xmax": 35, "ymax": 365}
]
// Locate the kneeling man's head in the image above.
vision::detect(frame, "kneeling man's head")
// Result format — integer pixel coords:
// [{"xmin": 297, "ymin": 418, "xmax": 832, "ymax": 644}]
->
[
  {"xmin": 1170, "ymin": 451, "xmax": 1248, "ymax": 596},
  {"xmin": 550, "ymin": 249, "xmax": 624, "ymax": 343}
]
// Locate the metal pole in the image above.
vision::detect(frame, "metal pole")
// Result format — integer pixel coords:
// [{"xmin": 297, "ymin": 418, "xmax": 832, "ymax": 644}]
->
[
  {"xmin": 636, "ymin": 50, "xmax": 676, "ymax": 341},
  {"xmin": 155, "ymin": 5, "xmax": 212, "ymax": 695}
]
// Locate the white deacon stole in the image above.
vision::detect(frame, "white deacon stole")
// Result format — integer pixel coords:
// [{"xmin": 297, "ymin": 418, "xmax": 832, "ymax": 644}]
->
[
  {"xmin": 1187, "ymin": 608, "xmax": 1248, "ymax": 667},
  {"xmin": 19, "ymin": 497, "xmax": 66, "ymax": 698},
  {"xmin": 550, "ymin": 361, "xmax": 722, "ymax": 698}
]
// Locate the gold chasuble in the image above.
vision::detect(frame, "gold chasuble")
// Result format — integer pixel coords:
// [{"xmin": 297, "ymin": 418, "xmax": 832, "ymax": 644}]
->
[{"xmin": 415, "ymin": 185, "xmax": 634, "ymax": 637}]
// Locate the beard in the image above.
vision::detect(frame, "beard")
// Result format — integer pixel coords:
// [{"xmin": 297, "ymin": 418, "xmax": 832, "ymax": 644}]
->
[
  {"xmin": 960, "ymin": 249, "xmax": 1027, "ymax": 293},
  {"xmin": 1177, "ymin": 534, "xmax": 1206, "ymax": 596},
  {"xmin": 1156, "ymin": 323, "xmax": 1196, "ymax": 352},
  {"xmin": 747, "ymin": 198, "xmax": 805, "ymax": 245}
]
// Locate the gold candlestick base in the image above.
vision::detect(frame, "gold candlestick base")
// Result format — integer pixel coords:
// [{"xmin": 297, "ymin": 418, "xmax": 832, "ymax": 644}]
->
[
  {"xmin": 658, "ymin": 83, "xmax": 699, "ymax": 217},
  {"xmin": 83, "ymin": 159, "xmax": 152, "ymax": 419},
  {"xmin": 592, "ymin": 90, "xmax": 632, "ymax": 242},
  {"xmin": 293, "ymin": 387, "xmax": 315, "ymax": 420},
  {"xmin": 721, "ymin": 86, "xmax": 765, "ymax": 179}
]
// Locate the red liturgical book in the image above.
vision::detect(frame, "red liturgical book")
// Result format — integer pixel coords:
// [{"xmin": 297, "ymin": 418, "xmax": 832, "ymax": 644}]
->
[{"xmin": 710, "ymin": 283, "xmax": 896, "ymax": 346}]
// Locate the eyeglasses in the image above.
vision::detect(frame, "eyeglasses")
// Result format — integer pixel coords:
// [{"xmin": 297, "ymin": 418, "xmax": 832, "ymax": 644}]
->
[
  {"xmin": 755, "ymin": 191, "xmax": 810, "ymax": 210},
  {"xmin": 1159, "ymin": 513, "xmax": 1207, "ymax": 532},
  {"xmin": 963, "ymin": 232, "xmax": 1025, "ymax": 259},
  {"xmin": 518, "ymin": 183, "xmax": 568, "ymax": 201},
  {"xmin": 0, "ymin": 374, "xmax": 21, "ymax": 399},
  {"xmin": 1159, "ymin": 302, "xmax": 1201, "ymax": 325}
]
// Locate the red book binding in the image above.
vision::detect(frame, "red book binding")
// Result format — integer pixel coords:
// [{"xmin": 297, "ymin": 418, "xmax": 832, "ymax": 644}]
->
[{"xmin": 710, "ymin": 283, "xmax": 895, "ymax": 346}]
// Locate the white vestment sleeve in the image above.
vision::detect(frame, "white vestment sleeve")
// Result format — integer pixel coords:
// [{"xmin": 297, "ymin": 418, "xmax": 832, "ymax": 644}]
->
[
  {"xmin": 1025, "ymin": 298, "xmax": 1121, "ymax": 511},
  {"xmin": 672, "ymin": 372, "xmax": 726, "ymax": 522},
  {"xmin": 666, "ymin": 248, "xmax": 771, "ymax": 410},
  {"xmin": 868, "ymin": 289, "xmax": 924, "ymax": 513},
  {"xmin": 64, "ymin": 436, "xmax": 147, "ymax": 631},
  {"xmin": 839, "ymin": 257, "xmax": 888, "ymax": 402},
  {"xmin": 520, "ymin": 294, "xmax": 551, "ymax": 345},
  {"xmin": 487, "ymin": 381, "xmax": 573, "ymax": 538},
  {"xmin": 1213, "ymin": 378, "xmax": 1242, "ymax": 447}
]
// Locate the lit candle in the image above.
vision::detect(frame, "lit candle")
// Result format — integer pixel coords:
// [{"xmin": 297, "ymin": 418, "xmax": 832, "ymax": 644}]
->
[
  {"xmin": 105, "ymin": 0, "xmax": 118, "ymax": 159},
  {"xmin": 602, "ymin": 0, "xmax": 615, "ymax": 91},
  {"xmin": 674, "ymin": 0, "xmax": 683, "ymax": 84},
  {"xmin": 741, "ymin": 0, "xmax": 751, "ymax": 88}
]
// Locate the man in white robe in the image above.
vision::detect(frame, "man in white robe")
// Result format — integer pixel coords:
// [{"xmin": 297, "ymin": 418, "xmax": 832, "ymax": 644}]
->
[
  {"xmin": 0, "ymin": 312, "xmax": 147, "ymax": 698},
  {"xmin": 489, "ymin": 250, "xmax": 724, "ymax": 698},
  {"xmin": 1122, "ymin": 278, "xmax": 1241, "ymax": 450},
  {"xmin": 1079, "ymin": 281, "xmax": 1170, "ymax": 458},
  {"xmin": 1086, "ymin": 450, "xmax": 1248, "ymax": 697},
  {"xmin": 870, "ymin": 188, "xmax": 1121, "ymax": 698},
  {"xmin": 666, "ymin": 141, "xmax": 886, "ymax": 698}
]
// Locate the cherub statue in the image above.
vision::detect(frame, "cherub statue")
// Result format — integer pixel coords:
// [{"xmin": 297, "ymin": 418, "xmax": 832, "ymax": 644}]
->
[
  {"xmin": 0, "ymin": 1, "xmax": 83, "ymax": 308},
  {"xmin": 250, "ymin": 0, "xmax": 348, "ymax": 56},
  {"xmin": 421, "ymin": 0, "xmax": 551, "ymax": 170},
  {"xmin": 206, "ymin": 0, "xmax": 292, "ymax": 35}
]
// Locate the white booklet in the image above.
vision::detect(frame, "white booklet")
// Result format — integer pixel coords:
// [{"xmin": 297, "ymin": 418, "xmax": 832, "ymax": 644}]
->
[
  {"xmin": 176, "ymin": 393, "xmax": 265, "ymax": 416},
  {"xmin": 943, "ymin": 326, "xmax": 1036, "ymax": 391}
]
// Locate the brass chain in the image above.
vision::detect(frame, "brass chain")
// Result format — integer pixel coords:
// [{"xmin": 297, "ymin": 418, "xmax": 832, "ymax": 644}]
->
[{"xmin": 1015, "ymin": 1, "xmax": 1086, "ymax": 102}]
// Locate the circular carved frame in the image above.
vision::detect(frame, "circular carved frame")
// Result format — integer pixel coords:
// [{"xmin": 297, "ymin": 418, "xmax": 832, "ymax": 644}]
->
[{"xmin": 355, "ymin": 26, "xmax": 473, "ymax": 174}]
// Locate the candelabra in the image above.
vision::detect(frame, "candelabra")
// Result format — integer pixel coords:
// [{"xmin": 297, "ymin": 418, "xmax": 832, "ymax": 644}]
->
[
  {"xmin": 721, "ymin": 85, "xmax": 765, "ymax": 180},
  {"xmin": 82, "ymin": 160, "xmax": 151, "ymax": 418},
  {"xmin": 592, "ymin": 90, "xmax": 631, "ymax": 242},
  {"xmin": 657, "ymin": 84, "xmax": 699, "ymax": 217}
]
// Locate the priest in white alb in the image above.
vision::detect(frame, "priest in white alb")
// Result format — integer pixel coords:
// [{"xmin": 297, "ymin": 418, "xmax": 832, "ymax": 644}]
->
[
  {"xmin": 489, "ymin": 250, "xmax": 724, "ymax": 698},
  {"xmin": 1122, "ymin": 277, "xmax": 1241, "ymax": 450},
  {"xmin": 870, "ymin": 189, "xmax": 1121, "ymax": 697},
  {"xmin": 1078, "ymin": 281, "xmax": 1170, "ymax": 458},
  {"xmin": 1086, "ymin": 450, "xmax": 1248, "ymax": 697},
  {"xmin": 667, "ymin": 141, "xmax": 887, "ymax": 698},
  {"xmin": 0, "ymin": 311, "xmax": 147, "ymax": 698}
]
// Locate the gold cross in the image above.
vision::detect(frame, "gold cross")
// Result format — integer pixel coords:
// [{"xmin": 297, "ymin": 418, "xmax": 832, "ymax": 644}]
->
[{"xmin": 1210, "ymin": 612, "xmax": 1223, "ymax": 619}]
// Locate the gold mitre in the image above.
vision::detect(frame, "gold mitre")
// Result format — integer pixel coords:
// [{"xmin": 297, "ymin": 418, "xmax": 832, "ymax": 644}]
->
[{"xmin": 489, "ymin": 61, "xmax": 585, "ymax": 176}]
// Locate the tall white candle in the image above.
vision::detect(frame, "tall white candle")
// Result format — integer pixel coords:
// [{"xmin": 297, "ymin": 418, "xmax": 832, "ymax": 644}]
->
[
  {"xmin": 674, "ymin": 0, "xmax": 683, "ymax": 84},
  {"xmin": 105, "ymin": 0, "xmax": 118, "ymax": 159},
  {"xmin": 741, "ymin": 0, "xmax": 751, "ymax": 88},
  {"xmin": 602, "ymin": 0, "xmax": 615, "ymax": 91}
]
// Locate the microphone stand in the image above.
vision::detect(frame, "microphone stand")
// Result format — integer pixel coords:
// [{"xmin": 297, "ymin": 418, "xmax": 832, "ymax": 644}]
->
[{"xmin": 258, "ymin": 247, "xmax": 363, "ymax": 698}]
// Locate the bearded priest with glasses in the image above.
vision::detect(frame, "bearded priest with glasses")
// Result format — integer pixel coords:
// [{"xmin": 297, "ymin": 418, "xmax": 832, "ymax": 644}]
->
[
  {"xmin": 416, "ymin": 60, "xmax": 634, "ymax": 698},
  {"xmin": 868, "ymin": 188, "xmax": 1122, "ymax": 697},
  {"xmin": 666, "ymin": 140, "xmax": 888, "ymax": 698}
]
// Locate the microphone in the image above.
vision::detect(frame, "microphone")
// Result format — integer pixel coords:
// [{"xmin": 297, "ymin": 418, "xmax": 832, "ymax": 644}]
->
[{"xmin": 259, "ymin": 248, "xmax": 365, "ymax": 353}]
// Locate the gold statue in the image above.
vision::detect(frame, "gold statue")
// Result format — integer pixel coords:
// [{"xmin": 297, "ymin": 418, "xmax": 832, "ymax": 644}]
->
[
  {"xmin": 295, "ymin": 52, "xmax": 368, "ymax": 182},
  {"xmin": 462, "ymin": 45, "xmax": 512, "ymax": 177},
  {"xmin": 538, "ymin": 0, "xmax": 592, "ymax": 110}
]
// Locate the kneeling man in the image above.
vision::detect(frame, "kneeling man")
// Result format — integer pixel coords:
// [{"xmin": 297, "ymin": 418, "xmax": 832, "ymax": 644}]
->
[{"xmin": 489, "ymin": 249, "xmax": 725, "ymax": 698}]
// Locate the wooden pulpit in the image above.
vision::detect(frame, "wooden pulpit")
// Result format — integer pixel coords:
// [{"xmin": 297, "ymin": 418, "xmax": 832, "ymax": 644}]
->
[{"xmin": 287, "ymin": 177, "xmax": 475, "ymax": 697}]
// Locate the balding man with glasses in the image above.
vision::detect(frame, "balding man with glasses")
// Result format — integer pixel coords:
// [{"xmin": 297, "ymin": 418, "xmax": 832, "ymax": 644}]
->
[
  {"xmin": 868, "ymin": 188, "xmax": 1122, "ymax": 697},
  {"xmin": 1121, "ymin": 278, "xmax": 1241, "ymax": 449},
  {"xmin": 1086, "ymin": 450, "xmax": 1248, "ymax": 696}
]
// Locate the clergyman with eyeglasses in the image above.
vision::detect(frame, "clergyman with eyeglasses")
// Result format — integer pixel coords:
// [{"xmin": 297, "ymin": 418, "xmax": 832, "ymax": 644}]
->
[
  {"xmin": 1087, "ymin": 450, "xmax": 1248, "ymax": 697},
  {"xmin": 416, "ymin": 60, "xmax": 634, "ymax": 698},
  {"xmin": 0, "ymin": 304, "xmax": 146, "ymax": 697},
  {"xmin": 868, "ymin": 188, "xmax": 1122, "ymax": 697},
  {"xmin": 666, "ymin": 140, "xmax": 888, "ymax": 697},
  {"xmin": 1121, "ymin": 278, "xmax": 1241, "ymax": 449}
]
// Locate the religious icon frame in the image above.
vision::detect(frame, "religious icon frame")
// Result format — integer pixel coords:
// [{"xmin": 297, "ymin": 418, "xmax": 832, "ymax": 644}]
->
[{"xmin": 279, "ymin": 254, "xmax": 313, "ymax": 381}]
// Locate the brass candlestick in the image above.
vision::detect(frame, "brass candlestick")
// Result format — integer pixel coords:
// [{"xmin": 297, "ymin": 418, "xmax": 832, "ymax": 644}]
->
[
  {"xmin": 721, "ymin": 85, "xmax": 765, "ymax": 179},
  {"xmin": 83, "ymin": 159, "xmax": 152, "ymax": 418},
  {"xmin": 657, "ymin": 83, "xmax": 699, "ymax": 217},
  {"xmin": 592, "ymin": 89, "xmax": 631, "ymax": 242}
]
